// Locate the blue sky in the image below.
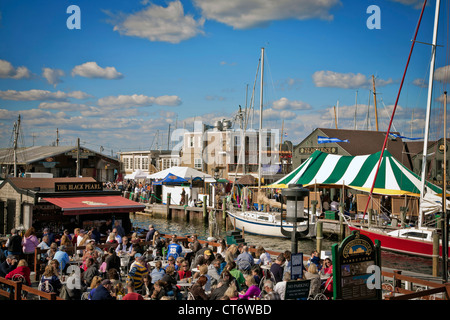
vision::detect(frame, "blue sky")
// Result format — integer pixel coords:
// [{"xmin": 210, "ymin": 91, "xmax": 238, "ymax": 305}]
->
[{"xmin": 0, "ymin": 0, "xmax": 449, "ymax": 155}]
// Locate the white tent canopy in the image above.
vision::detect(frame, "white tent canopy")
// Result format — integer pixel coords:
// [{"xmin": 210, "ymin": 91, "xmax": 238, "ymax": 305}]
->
[
  {"xmin": 124, "ymin": 169, "xmax": 148, "ymax": 180},
  {"xmin": 147, "ymin": 166, "xmax": 216, "ymax": 183}
]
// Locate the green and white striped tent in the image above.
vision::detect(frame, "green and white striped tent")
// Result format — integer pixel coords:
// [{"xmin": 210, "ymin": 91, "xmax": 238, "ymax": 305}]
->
[{"xmin": 268, "ymin": 149, "xmax": 442, "ymax": 197}]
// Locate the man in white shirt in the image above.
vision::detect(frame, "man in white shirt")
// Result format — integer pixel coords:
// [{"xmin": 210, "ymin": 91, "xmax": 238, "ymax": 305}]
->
[{"xmin": 274, "ymin": 272, "xmax": 291, "ymax": 300}]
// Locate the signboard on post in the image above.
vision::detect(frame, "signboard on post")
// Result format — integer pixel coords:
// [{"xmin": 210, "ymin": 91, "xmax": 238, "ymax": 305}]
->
[
  {"xmin": 284, "ymin": 279, "xmax": 311, "ymax": 300},
  {"xmin": 332, "ymin": 230, "xmax": 382, "ymax": 300},
  {"xmin": 290, "ymin": 253, "xmax": 303, "ymax": 280}
]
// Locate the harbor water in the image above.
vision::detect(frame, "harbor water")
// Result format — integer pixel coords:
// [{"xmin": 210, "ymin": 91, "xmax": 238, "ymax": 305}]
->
[{"xmin": 130, "ymin": 213, "xmax": 436, "ymax": 276}]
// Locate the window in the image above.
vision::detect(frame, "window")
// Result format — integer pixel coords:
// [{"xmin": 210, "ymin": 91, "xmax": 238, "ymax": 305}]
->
[
  {"xmin": 234, "ymin": 136, "xmax": 240, "ymax": 147},
  {"xmin": 194, "ymin": 158, "xmax": 202, "ymax": 169}
]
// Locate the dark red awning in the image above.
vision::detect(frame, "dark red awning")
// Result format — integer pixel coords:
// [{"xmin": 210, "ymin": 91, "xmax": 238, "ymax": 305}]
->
[{"xmin": 42, "ymin": 196, "xmax": 145, "ymax": 215}]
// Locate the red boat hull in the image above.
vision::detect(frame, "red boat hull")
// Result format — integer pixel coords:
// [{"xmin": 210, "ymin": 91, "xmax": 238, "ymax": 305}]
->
[{"xmin": 348, "ymin": 226, "xmax": 450, "ymax": 259}]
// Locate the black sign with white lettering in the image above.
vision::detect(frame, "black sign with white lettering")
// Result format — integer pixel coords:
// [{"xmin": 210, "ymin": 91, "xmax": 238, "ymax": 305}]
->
[
  {"xmin": 55, "ymin": 182, "xmax": 103, "ymax": 192},
  {"xmin": 284, "ymin": 280, "xmax": 310, "ymax": 300}
]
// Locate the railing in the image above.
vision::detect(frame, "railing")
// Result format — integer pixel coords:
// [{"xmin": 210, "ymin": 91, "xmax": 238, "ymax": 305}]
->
[
  {"xmin": 381, "ymin": 270, "xmax": 449, "ymax": 300},
  {"xmin": 0, "ymin": 277, "xmax": 64, "ymax": 300}
]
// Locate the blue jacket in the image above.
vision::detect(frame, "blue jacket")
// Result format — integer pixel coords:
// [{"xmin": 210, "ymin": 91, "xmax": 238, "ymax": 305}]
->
[{"xmin": 90, "ymin": 285, "xmax": 115, "ymax": 300}]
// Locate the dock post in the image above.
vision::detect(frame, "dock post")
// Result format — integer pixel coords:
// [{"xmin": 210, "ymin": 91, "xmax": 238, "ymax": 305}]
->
[
  {"xmin": 432, "ymin": 230, "xmax": 439, "ymax": 277},
  {"xmin": 203, "ymin": 195, "xmax": 207, "ymax": 221},
  {"xmin": 316, "ymin": 220, "xmax": 323, "ymax": 254},
  {"xmin": 184, "ymin": 206, "xmax": 189, "ymax": 222},
  {"xmin": 167, "ymin": 193, "xmax": 171, "ymax": 219},
  {"xmin": 222, "ymin": 202, "xmax": 226, "ymax": 220},
  {"xmin": 339, "ymin": 204, "xmax": 345, "ymax": 241},
  {"xmin": 400, "ymin": 206, "xmax": 407, "ymax": 228}
]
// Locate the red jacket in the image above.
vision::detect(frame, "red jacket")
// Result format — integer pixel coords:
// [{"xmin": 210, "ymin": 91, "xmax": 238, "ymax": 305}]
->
[{"xmin": 5, "ymin": 266, "xmax": 31, "ymax": 286}]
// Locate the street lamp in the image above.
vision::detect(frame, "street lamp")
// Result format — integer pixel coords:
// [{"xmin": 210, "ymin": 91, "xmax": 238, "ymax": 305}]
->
[{"xmin": 280, "ymin": 184, "xmax": 310, "ymax": 253}]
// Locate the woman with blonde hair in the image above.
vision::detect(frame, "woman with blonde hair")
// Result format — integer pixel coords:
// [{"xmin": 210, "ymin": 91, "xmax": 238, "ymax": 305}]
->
[
  {"xmin": 40, "ymin": 264, "xmax": 62, "ymax": 293},
  {"xmin": 304, "ymin": 263, "xmax": 321, "ymax": 298},
  {"xmin": 60, "ymin": 232, "xmax": 73, "ymax": 248},
  {"xmin": 238, "ymin": 274, "xmax": 261, "ymax": 300},
  {"xmin": 224, "ymin": 244, "xmax": 238, "ymax": 265},
  {"xmin": 5, "ymin": 259, "xmax": 32, "ymax": 286},
  {"xmin": 88, "ymin": 276, "xmax": 103, "ymax": 299},
  {"xmin": 224, "ymin": 282, "xmax": 238, "ymax": 300}
]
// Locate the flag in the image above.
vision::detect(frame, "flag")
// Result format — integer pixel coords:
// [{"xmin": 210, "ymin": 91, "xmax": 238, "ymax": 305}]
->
[
  {"xmin": 389, "ymin": 133, "xmax": 421, "ymax": 140},
  {"xmin": 318, "ymin": 136, "xmax": 349, "ymax": 144}
]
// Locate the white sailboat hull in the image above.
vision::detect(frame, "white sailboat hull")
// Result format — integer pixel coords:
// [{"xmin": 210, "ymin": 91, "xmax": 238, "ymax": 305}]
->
[{"xmin": 227, "ymin": 210, "xmax": 317, "ymax": 238}]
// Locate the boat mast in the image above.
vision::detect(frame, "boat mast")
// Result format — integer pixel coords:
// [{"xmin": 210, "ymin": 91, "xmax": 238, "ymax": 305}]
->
[
  {"xmin": 258, "ymin": 47, "xmax": 264, "ymax": 191},
  {"xmin": 13, "ymin": 115, "xmax": 21, "ymax": 178},
  {"xmin": 372, "ymin": 75, "xmax": 379, "ymax": 131},
  {"xmin": 419, "ymin": 0, "xmax": 441, "ymax": 228}
]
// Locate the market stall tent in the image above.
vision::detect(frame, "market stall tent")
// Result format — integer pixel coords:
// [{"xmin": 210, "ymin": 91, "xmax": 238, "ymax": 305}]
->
[
  {"xmin": 147, "ymin": 166, "xmax": 215, "ymax": 182},
  {"xmin": 268, "ymin": 149, "xmax": 443, "ymax": 197}
]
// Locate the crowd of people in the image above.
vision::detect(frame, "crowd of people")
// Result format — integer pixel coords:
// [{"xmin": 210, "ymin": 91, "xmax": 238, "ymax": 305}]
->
[{"xmin": 0, "ymin": 222, "xmax": 334, "ymax": 301}]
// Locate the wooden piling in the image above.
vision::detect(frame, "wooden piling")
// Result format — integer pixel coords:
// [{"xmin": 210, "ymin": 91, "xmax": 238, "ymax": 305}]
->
[
  {"xmin": 222, "ymin": 202, "xmax": 226, "ymax": 220},
  {"xmin": 316, "ymin": 220, "xmax": 323, "ymax": 254},
  {"xmin": 167, "ymin": 193, "xmax": 171, "ymax": 219},
  {"xmin": 432, "ymin": 231, "xmax": 439, "ymax": 277},
  {"xmin": 339, "ymin": 204, "xmax": 345, "ymax": 241},
  {"xmin": 203, "ymin": 195, "xmax": 207, "ymax": 220}
]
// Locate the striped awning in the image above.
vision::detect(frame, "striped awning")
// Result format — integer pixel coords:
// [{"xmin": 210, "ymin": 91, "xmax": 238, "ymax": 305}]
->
[{"xmin": 268, "ymin": 149, "xmax": 442, "ymax": 197}]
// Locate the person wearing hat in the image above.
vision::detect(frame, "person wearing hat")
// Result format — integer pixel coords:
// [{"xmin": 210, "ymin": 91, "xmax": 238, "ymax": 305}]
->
[
  {"xmin": 91, "ymin": 279, "xmax": 116, "ymax": 300},
  {"xmin": 53, "ymin": 245, "xmax": 70, "ymax": 273}
]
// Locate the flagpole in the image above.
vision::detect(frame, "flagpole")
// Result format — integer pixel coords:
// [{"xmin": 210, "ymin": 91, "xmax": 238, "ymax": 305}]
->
[{"xmin": 362, "ymin": 0, "xmax": 428, "ymax": 219}]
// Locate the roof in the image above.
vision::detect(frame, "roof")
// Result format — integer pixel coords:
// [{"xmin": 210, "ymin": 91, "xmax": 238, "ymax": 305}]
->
[
  {"xmin": 7, "ymin": 177, "xmax": 98, "ymax": 191},
  {"xmin": 236, "ymin": 174, "xmax": 257, "ymax": 185},
  {"xmin": 269, "ymin": 149, "xmax": 442, "ymax": 197},
  {"xmin": 0, "ymin": 145, "xmax": 119, "ymax": 165},
  {"xmin": 298, "ymin": 128, "xmax": 413, "ymax": 170}
]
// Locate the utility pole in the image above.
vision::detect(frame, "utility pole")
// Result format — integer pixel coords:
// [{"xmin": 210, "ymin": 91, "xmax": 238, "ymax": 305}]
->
[{"xmin": 56, "ymin": 128, "xmax": 59, "ymax": 146}]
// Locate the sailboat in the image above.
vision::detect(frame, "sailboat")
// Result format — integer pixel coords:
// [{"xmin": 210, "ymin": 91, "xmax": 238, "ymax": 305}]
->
[
  {"xmin": 345, "ymin": 0, "xmax": 450, "ymax": 260},
  {"xmin": 226, "ymin": 48, "xmax": 317, "ymax": 238}
]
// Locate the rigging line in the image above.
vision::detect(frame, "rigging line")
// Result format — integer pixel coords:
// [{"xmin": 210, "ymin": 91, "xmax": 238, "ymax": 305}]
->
[{"xmin": 363, "ymin": 0, "xmax": 428, "ymax": 218}]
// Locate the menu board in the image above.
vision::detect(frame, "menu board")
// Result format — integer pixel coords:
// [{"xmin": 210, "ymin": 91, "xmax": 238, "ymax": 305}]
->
[{"xmin": 290, "ymin": 253, "xmax": 303, "ymax": 280}]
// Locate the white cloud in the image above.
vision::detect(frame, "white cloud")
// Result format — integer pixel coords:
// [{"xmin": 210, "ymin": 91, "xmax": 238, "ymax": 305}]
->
[
  {"xmin": 71, "ymin": 61, "xmax": 123, "ymax": 79},
  {"xmin": 390, "ymin": 0, "xmax": 424, "ymax": 9},
  {"xmin": 38, "ymin": 101, "xmax": 87, "ymax": 111},
  {"xmin": 434, "ymin": 65, "xmax": 450, "ymax": 83},
  {"xmin": 0, "ymin": 89, "xmax": 92, "ymax": 101},
  {"xmin": 108, "ymin": 1, "xmax": 205, "ymax": 44},
  {"xmin": 412, "ymin": 78, "xmax": 427, "ymax": 88},
  {"xmin": 42, "ymin": 68, "xmax": 65, "ymax": 86},
  {"xmin": 193, "ymin": 0, "xmax": 340, "ymax": 29},
  {"xmin": 97, "ymin": 94, "xmax": 181, "ymax": 108},
  {"xmin": 312, "ymin": 70, "xmax": 393, "ymax": 89},
  {"xmin": 0, "ymin": 59, "xmax": 32, "ymax": 79},
  {"xmin": 272, "ymin": 97, "xmax": 311, "ymax": 110}
]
